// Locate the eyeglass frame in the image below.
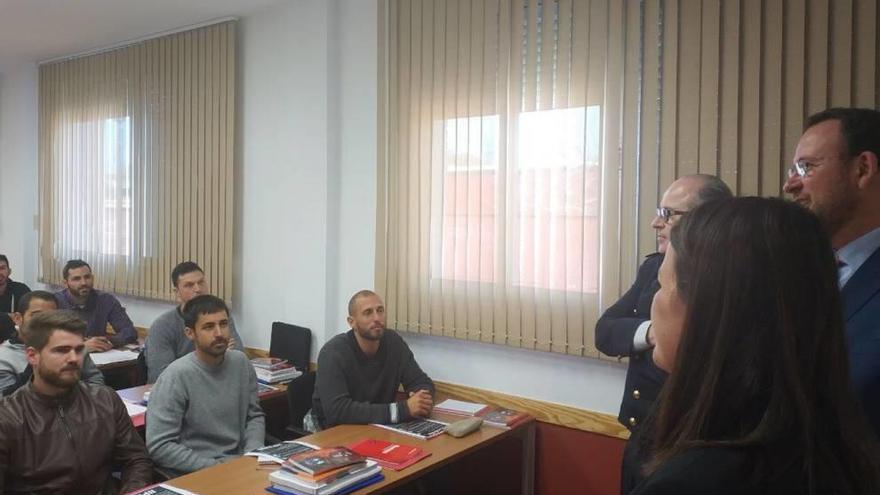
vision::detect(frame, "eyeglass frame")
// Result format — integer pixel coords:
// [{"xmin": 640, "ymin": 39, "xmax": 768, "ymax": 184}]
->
[
  {"xmin": 786, "ymin": 159, "xmax": 821, "ymax": 179},
  {"xmin": 655, "ymin": 207, "xmax": 687, "ymax": 223}
]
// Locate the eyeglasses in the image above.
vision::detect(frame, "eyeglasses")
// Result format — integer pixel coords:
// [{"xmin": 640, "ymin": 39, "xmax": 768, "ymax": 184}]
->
[
  {"xmin": 787, "ymin": 159, "xmax": 821, "ymax": 179},
  {"xmin": 655, "ymin": 207, "xmax": 687, "ymax": 223}
]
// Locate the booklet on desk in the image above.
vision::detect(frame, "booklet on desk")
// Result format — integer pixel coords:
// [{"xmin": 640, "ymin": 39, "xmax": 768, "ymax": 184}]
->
[
  {"xmin": 125, "ymin": 483, "xmax": 199, "ymax": 495},
  {"xmin": 433, "ymin": 398, "xmax": 490, "ymax": 416},
  {"xmin": 246, "ymin": 440, "xmax": 318, "ymax": 464},
  {"xmin": 285, "ymin": 447, "xmax": 367, "ymax": 476},
  {"xmin": 347, "ymin": 438, "xmax": 431, "ymax": 471},
  {"xmin": 478, "ymin": 407, "xmax": 530, "ymax": 429}
]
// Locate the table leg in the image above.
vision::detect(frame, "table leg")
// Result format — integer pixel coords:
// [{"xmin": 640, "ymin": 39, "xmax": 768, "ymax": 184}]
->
[{"xmin": 520, "ymin": 421, "xmax": 536, "ymax": 495}]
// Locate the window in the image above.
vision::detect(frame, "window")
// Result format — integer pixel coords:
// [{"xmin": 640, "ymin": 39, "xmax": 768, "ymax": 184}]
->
[{"xmin": 39, "ymin": 21, "xmax": 237, "ymax": 300}]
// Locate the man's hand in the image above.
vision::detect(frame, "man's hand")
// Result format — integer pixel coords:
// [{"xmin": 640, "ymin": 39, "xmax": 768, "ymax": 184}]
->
[
  {"xmin": 227, "ymin": 338, "xmax": 237, "ymax": 350},
  {"xmin": 406, "ymin": 389, "xmax": 433, "ymax": 418},
  {"xmin": 85, "ymin": 336, "xmax": 113, "ymax": 353}
]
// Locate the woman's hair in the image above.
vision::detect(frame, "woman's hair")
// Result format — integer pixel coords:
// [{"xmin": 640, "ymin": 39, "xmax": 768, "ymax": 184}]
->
[{"xmin": 648, "ymin": 196, "xmax": 879, "ymax": 493}]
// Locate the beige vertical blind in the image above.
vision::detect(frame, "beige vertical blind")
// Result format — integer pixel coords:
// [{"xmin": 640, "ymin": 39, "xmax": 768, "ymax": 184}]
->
[
  {"xmin": 379, "ymin": 0, "xmax": 880, "ymax": 357},
  {"xmin": 39, "ymin": 21, "xmax": 236, "ymax": 302}
]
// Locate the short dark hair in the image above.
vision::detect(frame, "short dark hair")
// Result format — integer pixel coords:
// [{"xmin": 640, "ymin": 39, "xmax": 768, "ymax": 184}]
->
[
  {"xmin": 182, "ymin": 294, "xmax": 229, "ymax": 329},
  {"xmin": 22, "ymin": 310, "xmax": 86, "ymax": 350},
  {"xmin": 16, "ymin": 290, "xmax": 58, "ymax": 314},
  {"xmin": 0, "ymin": 254, "xmax": 8, "ymax": 267},
  {"xmin": 690, "ymin": 174, "xmax": 733, "ymax": 205},
  {"xmin": 171, "ymin": 261, "xmax": 203, "ymax": 288},
  {"xmin": 804, "ymin": 107, "xmax": 880, "ymax": 160},
  {"xmin": 348, "ymin": 290, "xmax": 379, "ymax": 316},
  {"xmin": 647, "ymin": 197, "xmax": 880, "ymax": 491},
  {"xmin": 62, "ymin": 259, "xmax": 91, "ymax": 280}
]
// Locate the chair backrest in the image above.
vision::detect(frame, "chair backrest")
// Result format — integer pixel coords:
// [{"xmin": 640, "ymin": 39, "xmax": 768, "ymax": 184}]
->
[
  {"xmin": 269, "ymin": 322, "xmax": 312, "ymax": 372},
  {"xmin": 286, "ymin": 370, "xmax": 317, "ymax": 431}
]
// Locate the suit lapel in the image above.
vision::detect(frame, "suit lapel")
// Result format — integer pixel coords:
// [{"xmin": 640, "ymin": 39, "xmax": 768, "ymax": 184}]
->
[{"xmin": 842, "ymin": 246, "xmax": 880, "ymax": 322}]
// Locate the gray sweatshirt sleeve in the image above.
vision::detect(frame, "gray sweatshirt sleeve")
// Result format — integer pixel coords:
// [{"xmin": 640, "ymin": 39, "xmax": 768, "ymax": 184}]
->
[
  {"xmin": 242, "ymin": 362, "xmax": 265, "ymax": 452},
  {"xmin": 145, "ymin": 317, "xmax": 178, "ymax": 384},
  {"xmin": 228, "ymin": 317, "xmax": 245, "ymax": 351},
  {"xmin": 146, "ymin": 374, "xmax": 219, "ymax": 473},
  {"xmin": 316, "ymin": 347, "xmax": 394, "ymax": 427},
  {"xmin": 82, "ymin": 354, "xmax": 105, "ymax": 386}
]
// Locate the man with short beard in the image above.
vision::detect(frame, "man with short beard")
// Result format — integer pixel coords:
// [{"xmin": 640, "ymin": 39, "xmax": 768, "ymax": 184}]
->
[
  {"xmin": 0, "ymin": 290, "xmax": 104, "ymax": 397},
  {"xmin": 146, "ymin": 295, "xmax": 264, "ymax": 477},
  {"xmin": 783, "ymin": 107, "xmax": 880, "ymax": 436},
  {"xmin": 0, "ymin": 255, "xmax": 31, "ymax": 342},
  {"xmin": 312, "ymin": 290, "xmax": 434, "ymax": 429},
  {"xmin": 55, "ymin": 259, "xmax": 137, "ymax": 352},
  {"xmin": 0, "ymin": 310, "xmax": 152, "ymax": 494}
]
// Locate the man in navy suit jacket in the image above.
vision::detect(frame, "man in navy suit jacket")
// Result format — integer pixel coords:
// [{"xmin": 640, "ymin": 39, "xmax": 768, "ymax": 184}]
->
[
  {"xmin": 784, "ymin": 107, "xmax": 880, "ymax": 437},
  {"xmin": 595, "ymin": 174, "xmax": 732, "ymax": 433}
]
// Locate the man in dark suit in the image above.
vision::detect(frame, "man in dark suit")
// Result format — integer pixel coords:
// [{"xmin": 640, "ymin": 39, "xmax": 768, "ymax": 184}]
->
[
  {"xmin": 595, "ymin": 174, "xmax": 732, "ymax": 432},
  {"xmin": 784, "ymin": 107, "xmax": 880, "ymax": 437}
]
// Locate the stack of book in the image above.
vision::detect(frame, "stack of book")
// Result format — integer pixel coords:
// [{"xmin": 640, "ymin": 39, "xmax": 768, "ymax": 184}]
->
[
  {"xmin": 267, "ymin": 447, "xmax": 383, "ymax": 495},
  {"xmin": 433, "ymin": 399, "xmax": 530, "ymax": 429},
  {"xmin": 251, "ymin": 357, "xmax": 302, "ymax": 384}
]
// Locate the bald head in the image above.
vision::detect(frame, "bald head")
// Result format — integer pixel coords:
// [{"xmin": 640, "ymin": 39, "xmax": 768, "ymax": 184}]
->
[{"xmin": 652, "ymin": 174, "xmax": 732, "ymax": 253}]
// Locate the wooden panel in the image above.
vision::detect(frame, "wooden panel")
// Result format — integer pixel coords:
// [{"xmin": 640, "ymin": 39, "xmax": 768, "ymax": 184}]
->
[{"xmin": 435, "ymin": 381, "xmax": 629, "ymax": 439}]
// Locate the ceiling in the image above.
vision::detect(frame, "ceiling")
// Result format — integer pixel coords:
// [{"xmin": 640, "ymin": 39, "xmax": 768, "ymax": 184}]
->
[{"xmin": 0, "ymin": 0, "xmax": 284, "ymax": 72}]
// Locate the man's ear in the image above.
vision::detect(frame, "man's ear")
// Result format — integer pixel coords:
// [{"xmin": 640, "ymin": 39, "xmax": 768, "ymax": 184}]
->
[
  {"xmin": 855, "ymin": 151, "xmax": 880, "ymax": 189},
  {"xmin": 11, "ymin": 312, "xmax": 22, "ymax": 328},
  {"xmin": 184, "ymin": 326, "xmax": 195, "ymax": 342},
  {"xmin": 346, "ymin": 315, "xmax": 355, "ymax": 328},
  {"xmin": 25, "ymin": 347, "xmax": 39, "ymax": 366}
]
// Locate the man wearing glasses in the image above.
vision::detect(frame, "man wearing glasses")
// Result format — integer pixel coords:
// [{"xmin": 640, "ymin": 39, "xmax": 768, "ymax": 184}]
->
[
  {"xmin": 595, "ymin": 174, "xmax": 732, "ymax": 433},
  {"xmin": 783, "ymin": 107, "xmax": 880, "ymax": 437}
]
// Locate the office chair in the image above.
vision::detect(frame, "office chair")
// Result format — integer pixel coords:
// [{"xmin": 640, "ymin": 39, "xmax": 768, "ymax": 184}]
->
[
  {"xmin": 269, "ymin": 322, "xmax": 312, "ymax": 372},
  {"xmin": 284, "ymin": 371, "xmax": 317, "ymax": 439}
]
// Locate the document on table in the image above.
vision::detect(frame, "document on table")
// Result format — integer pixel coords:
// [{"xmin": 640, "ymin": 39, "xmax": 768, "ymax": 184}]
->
[{"xmin": 89, "ymin": 349, "xmax": 140, "ymax": 366}]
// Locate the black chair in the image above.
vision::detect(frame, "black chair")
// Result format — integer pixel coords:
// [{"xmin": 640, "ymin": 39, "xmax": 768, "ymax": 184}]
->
[
  {"xmin": 269, "ymin": 322, "xmax": 312, "ymax": 372},
  {"xmin": 284, "ymin": 370, "xmax": 317, "ymax": 439}
]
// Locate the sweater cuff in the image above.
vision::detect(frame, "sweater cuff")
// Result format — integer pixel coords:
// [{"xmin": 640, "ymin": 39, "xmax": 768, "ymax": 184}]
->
[
  {"xmin": 394, "ymin": 400, "xmax": 411, "ymax": 423},
  {"xmin": 632, "ymin": 320, "xmax": 653, "ymax": 352}
]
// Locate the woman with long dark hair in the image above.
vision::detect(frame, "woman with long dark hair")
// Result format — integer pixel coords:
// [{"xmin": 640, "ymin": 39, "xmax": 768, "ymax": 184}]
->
[{"xmin": 629, "ymin": 197, "xmax": 880, "ymax": 495}]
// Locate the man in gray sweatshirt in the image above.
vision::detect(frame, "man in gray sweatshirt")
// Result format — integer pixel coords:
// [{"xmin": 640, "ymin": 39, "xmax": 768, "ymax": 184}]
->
[
  {"xmin": 146, "ymin": 295, "xmax": 264, "ymax": 477},
  {"xmin": 312, "ymin": 290, "xmax": 434, "ymax": 429},
  {"xmin": 0, "ymin": 290, "xmax": 104, "ymax": 396},
  {"xmin": 145, "ymin": 261, "xmax": 244, "ymax": 383}
]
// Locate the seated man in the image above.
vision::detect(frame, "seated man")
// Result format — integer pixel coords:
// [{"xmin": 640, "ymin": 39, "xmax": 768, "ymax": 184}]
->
[
  {"xmin": 55, "ymin": 259, "xmax": 137, "ymax": 352},
  {"xmin": 145, "ymin": 261, "xmax": 244, "ymax": 383},
  {"xmin": 312, "ymin": 290, "xmax": 435, "ymax": 430},
  {"xmin": 0, "ymin": 311, "xmax": 152, "ymax": 494},
  {"xmin": 0, "ymin": 290, "xmax": 104, "ymax": 397},
  {"xmin": 147, "ymin": 295, "xmax": 264, "ymax": 477},
  {"xmin": 0, "ymin": 255, "xmax": 31, "ymax": 342}
]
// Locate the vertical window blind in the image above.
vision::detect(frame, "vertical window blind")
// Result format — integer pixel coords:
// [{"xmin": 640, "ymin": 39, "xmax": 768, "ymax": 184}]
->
[
  {"xmin": 378, "ymin": 0, "xmax": 880, "ymax": 357},
  {"xmin": 38, "ymin": 21, "xmax": 236, "ymax": 302}
]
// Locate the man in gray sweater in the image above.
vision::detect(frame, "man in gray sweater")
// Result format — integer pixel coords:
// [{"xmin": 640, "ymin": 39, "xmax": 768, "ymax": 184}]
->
[
  {"xmin": 146, "ymin": 294, "xmax": 264, "ymax": 477},
  {"xmin": 0, "ymin": 290, "xmax": 103, "ymax": 396},
  {"xmin": 145, "ymin": 261, "xmax": 244, "ymax": 383},
  {"xmin": 312, "ymin": 290, "xmax": 435, "ymax": 429}
]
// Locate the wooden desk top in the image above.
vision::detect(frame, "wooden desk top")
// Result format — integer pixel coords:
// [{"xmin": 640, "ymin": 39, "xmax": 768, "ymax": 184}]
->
[{"xmin": 167, "ymin": 420, "xmax": 527, "ymax": 494}]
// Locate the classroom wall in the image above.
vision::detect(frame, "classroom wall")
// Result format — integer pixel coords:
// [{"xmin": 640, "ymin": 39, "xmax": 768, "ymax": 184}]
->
[{"xmin": 0, "ymin": 0, "xmax": 627, "ymax": 416}]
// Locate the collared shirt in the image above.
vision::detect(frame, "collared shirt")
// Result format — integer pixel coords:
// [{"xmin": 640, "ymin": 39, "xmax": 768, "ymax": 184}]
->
[
  {"xmin": 837, "ymin": 226, "xmax": 880, "ymax": 288},
  {"xmin": 55, "ymin": 289, "xmax": 137, "ymax": 346}
]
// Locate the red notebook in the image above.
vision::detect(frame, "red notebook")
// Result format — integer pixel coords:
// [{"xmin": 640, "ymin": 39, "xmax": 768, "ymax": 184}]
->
[{"xmin": 347, "ymin": 438, "xmax": 432, "ymax": 471}]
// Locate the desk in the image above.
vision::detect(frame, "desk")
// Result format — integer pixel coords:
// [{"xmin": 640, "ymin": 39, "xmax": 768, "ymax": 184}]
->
[{"xmin": 165, "ymin": 419, "xmax": 535, "ymax": 495}]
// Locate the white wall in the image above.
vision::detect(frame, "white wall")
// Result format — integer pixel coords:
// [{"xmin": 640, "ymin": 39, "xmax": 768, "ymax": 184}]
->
[
  {"xmin": 0, "ymin": 0, "xmax": 626, "ymax": 416},
  {"xmin": 0, "ymin": 63, "xmax": 39, "ymax": 285}
]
